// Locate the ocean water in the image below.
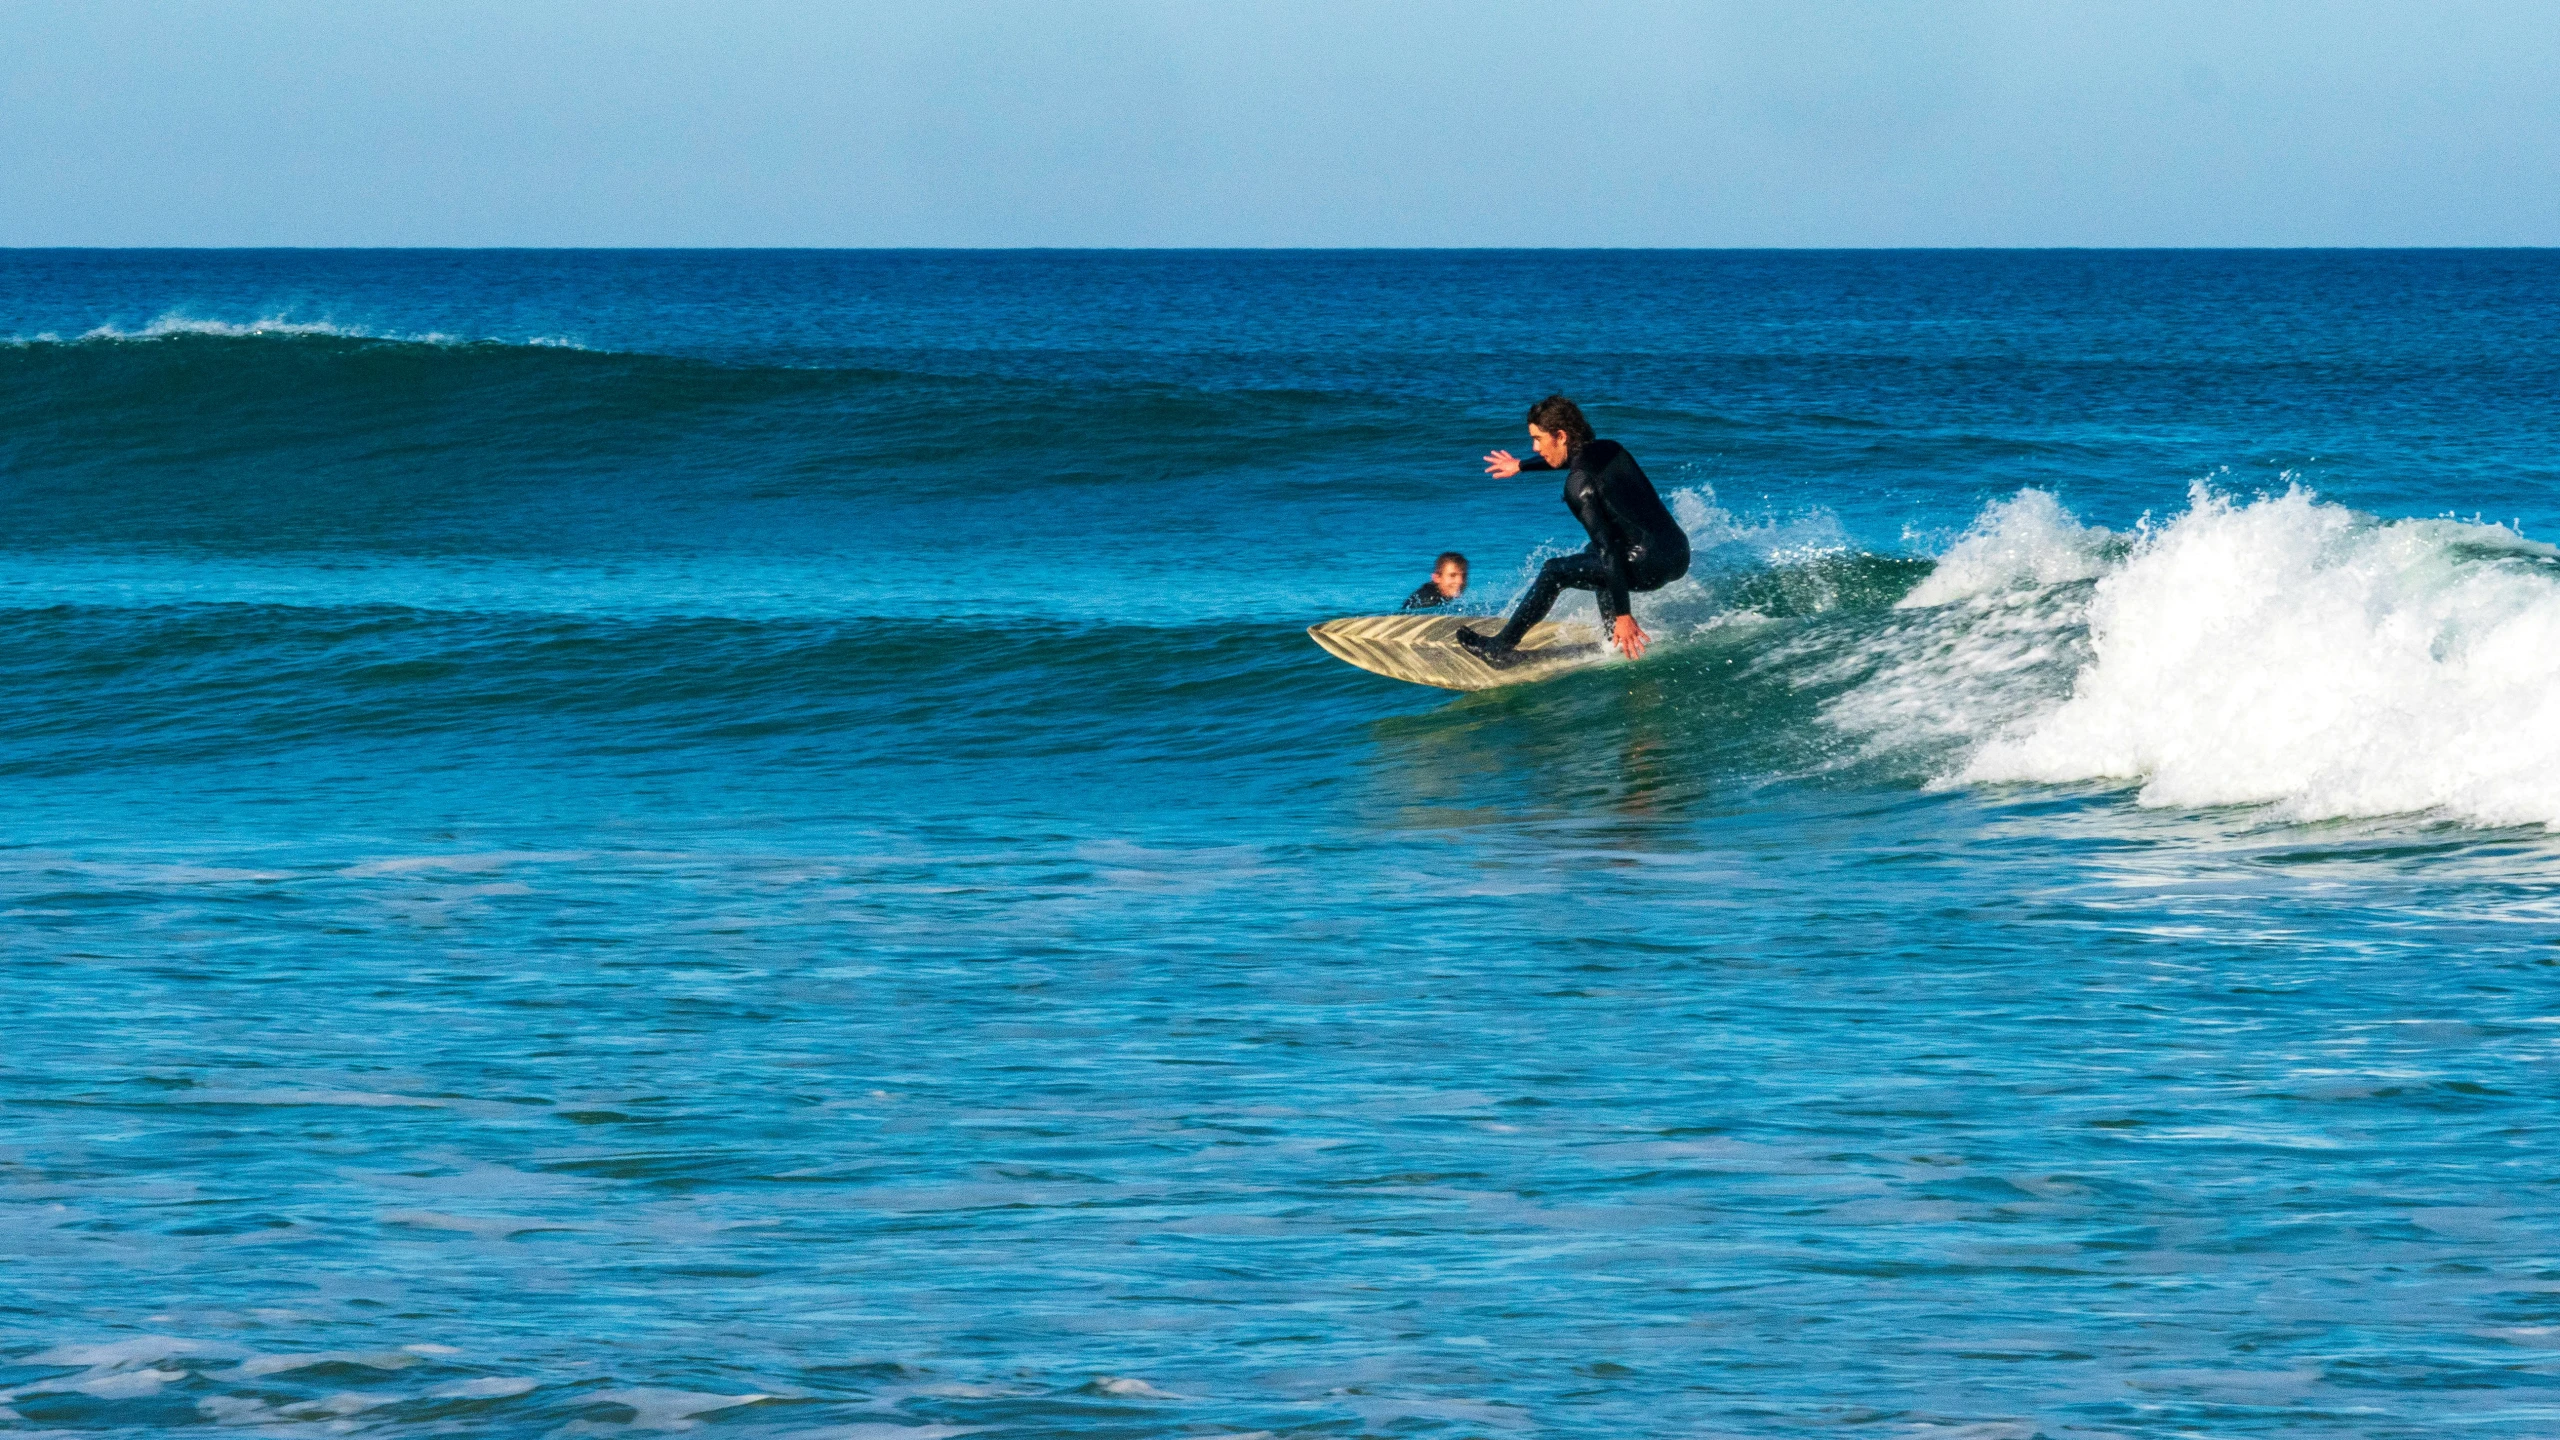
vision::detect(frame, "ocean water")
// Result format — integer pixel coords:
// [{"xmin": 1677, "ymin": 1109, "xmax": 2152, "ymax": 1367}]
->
[{"xmin": 5, "ymin": 248, "xmax": 2560, "ymax": 1439}]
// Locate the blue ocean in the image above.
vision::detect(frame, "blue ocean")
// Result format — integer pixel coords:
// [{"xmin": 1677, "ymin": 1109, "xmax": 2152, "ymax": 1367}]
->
[{"xmin": 6, "ymin": 249, "xmax": 2560, "ymax": 1438}]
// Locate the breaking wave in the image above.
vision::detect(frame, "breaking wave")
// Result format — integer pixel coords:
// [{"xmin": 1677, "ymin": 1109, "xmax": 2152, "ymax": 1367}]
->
[
  {"xmin": 7, "ymin": 310, "xmax": 2553, "ymax": 830},
  {"xmin": 5, "ymin": 311, "xmax": 586, "ymax": 348},
  {"xmin": 1852, "ymin": 485, "xmax": 2560, "ymax": 828}
]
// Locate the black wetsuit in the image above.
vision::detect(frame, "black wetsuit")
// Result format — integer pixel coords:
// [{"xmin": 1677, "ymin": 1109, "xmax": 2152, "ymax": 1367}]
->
[
  {"xmin": 1402, "ymin": 580, "xmax": 1454, "ymax": 611},
  {"xmin": 1478, "ymin": 439, "xmax": 1690, "ymax": 648}
]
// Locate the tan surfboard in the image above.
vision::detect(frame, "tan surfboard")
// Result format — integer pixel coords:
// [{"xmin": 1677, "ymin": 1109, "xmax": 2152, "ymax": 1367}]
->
[{"xmin": 1306, "ymin": 613, "xmax": 1607, "ymax": 692}]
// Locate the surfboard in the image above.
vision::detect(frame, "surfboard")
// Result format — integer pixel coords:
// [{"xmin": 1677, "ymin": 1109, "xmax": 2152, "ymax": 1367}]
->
[{"xmin": 1306, "ymin": 614, "xmax": 1607, "ymax": 692}]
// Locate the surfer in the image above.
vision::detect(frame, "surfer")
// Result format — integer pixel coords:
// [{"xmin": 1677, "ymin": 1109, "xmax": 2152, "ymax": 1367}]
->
[
  {"xmin": 1459, "ymin": 395, "xmax": 1689, "ymax": 665},
  {"xmin": 1402, "ymin": 552, "xmax": 1469, "ymax": 610}
]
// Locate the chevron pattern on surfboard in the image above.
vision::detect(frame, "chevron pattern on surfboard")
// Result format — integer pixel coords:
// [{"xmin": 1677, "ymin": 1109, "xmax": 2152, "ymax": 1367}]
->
[{"xmin": 1305, "ymin": 613, "xmax": 1605, "ymax": 692}]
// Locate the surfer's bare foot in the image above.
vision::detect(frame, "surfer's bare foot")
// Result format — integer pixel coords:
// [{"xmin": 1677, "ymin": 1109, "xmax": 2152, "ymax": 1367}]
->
[{"xmin": 1456, "ymin": 628, "xmax": 1526, "ymax": 668}]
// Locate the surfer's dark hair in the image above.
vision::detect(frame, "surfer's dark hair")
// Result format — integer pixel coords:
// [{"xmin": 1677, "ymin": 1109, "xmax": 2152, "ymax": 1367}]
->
[
  {"xmin": 1435, "ymin": 552, "xmax": 1468, "ymax": 570},
  {"xmin": 1526, "ymin": 394, "xmax": 1595, "ymax": 448}
]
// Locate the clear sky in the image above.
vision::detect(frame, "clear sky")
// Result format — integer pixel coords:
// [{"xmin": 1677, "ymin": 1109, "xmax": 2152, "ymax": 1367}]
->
[{"xmin": 6, "ymin": 0, "xmax": 2556, "ymax": 247}]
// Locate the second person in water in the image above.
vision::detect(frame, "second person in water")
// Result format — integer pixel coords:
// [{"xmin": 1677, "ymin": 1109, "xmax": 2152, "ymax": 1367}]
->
[{"xmin": 1462, "ymin": 394, "xmax": 1689, "ymax": 665}]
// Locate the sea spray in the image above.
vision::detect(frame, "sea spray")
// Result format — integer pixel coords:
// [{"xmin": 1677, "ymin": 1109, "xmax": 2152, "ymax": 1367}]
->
[
  {"xmin": 1894, "ymin": 488, "xmax": 2119, "ymax": 610},
  {"xmin": 1962, "ymin": 485, "xmax": 2560, "ymax": 825},
  {"xmin": 1772, "ymin": 489, "xmax": 2112, "ymax": 765}
]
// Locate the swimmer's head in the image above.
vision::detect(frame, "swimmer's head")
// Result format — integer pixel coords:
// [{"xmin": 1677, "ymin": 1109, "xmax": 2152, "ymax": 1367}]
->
[
  {"xmin": 1433, "ymin": 552, "xmax": 1468, "ymax": 599},
  {"xmin": 1526, "ymin": 394, "xmax": 1593, "ymax": 468}
]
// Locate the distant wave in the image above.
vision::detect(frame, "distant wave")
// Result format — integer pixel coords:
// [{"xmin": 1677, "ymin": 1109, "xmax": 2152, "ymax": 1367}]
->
[
  {"xmin": 0, "ymin": 599, "xmax": 1361, "ymax": 778},
  {"xmin": 5, "ymin": 312, "xmax": 588, "ymax": 349},
  {"xmin": 0, "ymin": 326, "xmax": 1450, "ymax": 545}
]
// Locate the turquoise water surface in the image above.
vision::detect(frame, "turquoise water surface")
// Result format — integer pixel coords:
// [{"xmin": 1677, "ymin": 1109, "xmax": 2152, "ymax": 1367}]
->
[{"xmin": 5, "ymin": 250, "xmax": 2560, "ymax": 1438}]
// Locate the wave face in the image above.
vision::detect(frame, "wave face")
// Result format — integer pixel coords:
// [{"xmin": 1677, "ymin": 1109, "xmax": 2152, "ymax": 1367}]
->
[{"xmin": 10, "ymin": 250, "xmax": 2560, "ymax": 1439}]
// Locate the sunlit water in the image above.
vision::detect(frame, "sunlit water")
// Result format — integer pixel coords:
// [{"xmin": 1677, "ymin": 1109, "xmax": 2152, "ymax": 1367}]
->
[{"xmin": 5, "ymin": 250, "xmax": 2560, "ymax": 1438}]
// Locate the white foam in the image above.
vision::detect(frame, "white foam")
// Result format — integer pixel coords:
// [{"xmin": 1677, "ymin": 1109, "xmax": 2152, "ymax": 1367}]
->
[
  {"xmin": 1523, "ymin": 483, "xmax": 1860, "ymax": 636},
  {"xmin": 1089, "ymin": 1375, "xmax": 1181, "ymax": 1398},
  {"xmin": 1898, "ymin": 489, "xmax": 2115, "ymax": 609},
  {"xmin": 79, "ymin": 315, "xmax": 388, "ymax": 342},
  {"xmin": 1669, "ymin": 485, "xmax": 1738, "ymax": 544},
  {"xmin": 73, "ymin": 1368, "xmax": 184, "ymax": 1398},
  {"xmin": 1815, "ymin": 588, "xmax": 2088, "ymax": 754},
  {"xmin": 1806, "ymin": 524, "xmax": 2098, "ymax": 764},
  {"xmin": 198, "ymin": 1394, "xmax": 280, "ymax": 1426},
  {"xmin": 278, "ymin": 1391, "xmax": 395, "ymax": 1419},
  {"xmin": 7, "ymin": 311, "xmax": 588, "ymax": 349},
  {"xmin": 17, "ymin": 1336, "xmax": 242, "ymax": 1403},
  {"xmin": 1483, "ymin": 483, "xmax": 1850, "ymax": 632},
  {"xmin": 24, "ymin": 1336, "xmax": 237, "ymax": 1370},
  {"xmin": 1954, "ymin": 486, "xmax": 2560, "ymax": 825},
  {"xmin": 1678, "ymin": 486, "xmax": 1858, "ymax": 584}
]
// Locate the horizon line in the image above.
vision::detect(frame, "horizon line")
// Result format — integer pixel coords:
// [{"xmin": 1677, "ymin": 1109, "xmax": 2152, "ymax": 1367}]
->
[{"xmin": 5, "ymin": 244, "xmax": 2558, "ymax": 255}]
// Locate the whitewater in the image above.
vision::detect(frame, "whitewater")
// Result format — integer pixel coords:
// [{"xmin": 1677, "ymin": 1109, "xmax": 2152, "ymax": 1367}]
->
[{"xmin": 1795, "ymin": 484, "xmax": 2560, "ymax": 827}]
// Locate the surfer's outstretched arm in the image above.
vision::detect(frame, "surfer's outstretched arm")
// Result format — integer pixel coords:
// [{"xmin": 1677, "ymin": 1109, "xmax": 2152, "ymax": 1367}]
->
[{"xmin": 1484, "ymin": 448, "xmax": 1556, "ymax": 478}]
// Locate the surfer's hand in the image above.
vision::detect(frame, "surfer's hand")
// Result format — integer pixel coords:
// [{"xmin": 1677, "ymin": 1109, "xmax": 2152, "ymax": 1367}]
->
[
  {"xmin": 1484, "ymin": 449, "xmax": 1522, "ymax": 478},
  {"xmin": 1613, "ymin": 614, "xmax": 1648, "ymax": 660}
]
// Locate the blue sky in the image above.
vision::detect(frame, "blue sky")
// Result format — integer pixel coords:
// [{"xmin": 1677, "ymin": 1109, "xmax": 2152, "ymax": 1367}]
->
[{"xmin": 5, "ymin": 0, "xmax": 2555, "ymax": 246}]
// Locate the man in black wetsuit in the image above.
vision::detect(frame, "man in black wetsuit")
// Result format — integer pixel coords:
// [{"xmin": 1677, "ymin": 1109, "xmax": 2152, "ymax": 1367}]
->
[{"xmin": 1459, "ymin": 395, "xmax": 1689, "ymax": 666}]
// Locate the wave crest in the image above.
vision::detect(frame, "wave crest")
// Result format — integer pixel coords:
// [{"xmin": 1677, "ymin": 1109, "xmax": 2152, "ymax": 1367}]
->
[
  {"xmin": 7, "ymin": 312, "xmax": 585, "ymax": 349},
  {"xmin": 1937, "ymin": 486, "xmax": 2560, "ymax": 826},
  {"xmin": 1897, "ymin": 488, "xmax": 2118, "ymax": 609}
]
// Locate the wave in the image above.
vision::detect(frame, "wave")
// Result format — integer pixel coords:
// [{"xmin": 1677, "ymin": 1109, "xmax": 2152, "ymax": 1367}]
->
[
  {"xmin": 1826, "ymin": 485, "xmax": 2560, "ymax": 829},
  {"xmin": 12, "ymin": 480, "xmax": 2550, "ymax": 836},
  {"xmin": 8, "ymin": 312, "xmax": 2551, "ymax": 833},
  {"xmin": 1959, "ymin": 488, "xmax": 2560, "ymax": 825},
  {"xmin": 0, "ymin": 601, "xmax": 1394, "ymax": 777},
  {"xmin": 0, "ymin": 324, "xmax": 1445, "ymax": 551},
  {"xmin": 5, "ymin": 311, "xmax": 586, "ymax": 349}
]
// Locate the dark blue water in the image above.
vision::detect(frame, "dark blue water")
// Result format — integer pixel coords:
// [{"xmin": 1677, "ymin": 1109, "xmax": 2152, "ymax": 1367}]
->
[{"xmin": 7, "ymin": 250, "xmax": 2560, "ymax": 1438}]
